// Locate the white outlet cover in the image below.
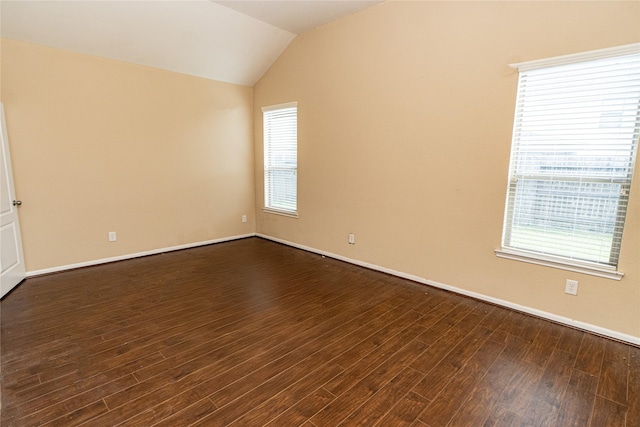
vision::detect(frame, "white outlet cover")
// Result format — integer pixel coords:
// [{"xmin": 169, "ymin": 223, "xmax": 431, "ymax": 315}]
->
[{"xmin": 565, "ymin": 279, "xmax": 578, "ymax": 295}]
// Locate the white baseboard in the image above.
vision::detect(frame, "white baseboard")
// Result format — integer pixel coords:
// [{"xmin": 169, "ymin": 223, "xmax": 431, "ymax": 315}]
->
[
  {"xmin": 256, "ymin": 233, "xmax": 640, "ymax": 346},
  {"xmin": 26, "ymin": 233, "xmax": 257, "ymax": 277}
]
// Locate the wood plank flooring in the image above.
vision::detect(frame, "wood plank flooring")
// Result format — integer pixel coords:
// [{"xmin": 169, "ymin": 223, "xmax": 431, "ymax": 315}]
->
[{"xmin": 1, "ymin": 237, "xmax": 637, "ymax": 426}]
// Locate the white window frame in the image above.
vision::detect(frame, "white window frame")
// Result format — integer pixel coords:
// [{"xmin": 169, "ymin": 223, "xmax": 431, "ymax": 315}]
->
[
  {"xmin": 262, "ymin": 102, "xmax": 298, "ymax": 217},
  {"xmin": 496, "ymin": 43, "xmax": 640, "ymax": 280}
]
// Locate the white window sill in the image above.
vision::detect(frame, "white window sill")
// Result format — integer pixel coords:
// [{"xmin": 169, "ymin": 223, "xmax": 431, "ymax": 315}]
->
[
  {"xmin": 263, "ymin": 207, "xmax": 298, "ymax": 218},
  {"xmin": 495, "ymin": 248, "xmax": 624, "ymax": 281}
]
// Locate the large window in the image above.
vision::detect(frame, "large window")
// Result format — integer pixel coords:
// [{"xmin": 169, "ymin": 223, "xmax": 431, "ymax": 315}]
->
[
  {"xmin": 498, "ymin": 44, "xmax": 640, "ymax": 279},
  {"xmin": 263, "ymin": 102, "xmax": 298, "ymax": 216}
]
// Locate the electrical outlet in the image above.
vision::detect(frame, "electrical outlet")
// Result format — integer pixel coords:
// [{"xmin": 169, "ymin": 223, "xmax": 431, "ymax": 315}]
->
[
  {"xmin": 565, "ymin": 279, "xmax": 578, "ymax": 296},
  {"xmin": 108, "ymin": 231, "xmax": 116, "ymax": 242},
  {"xmin": 242, "ymin": 215, "xmax": 247, "ymax": 223},
  {"xmin": 348, "ymin": 233, "xmax": 355, "ymax": 244}
]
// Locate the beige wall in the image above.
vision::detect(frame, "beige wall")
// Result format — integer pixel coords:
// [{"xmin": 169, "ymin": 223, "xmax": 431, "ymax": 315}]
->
[
  {"xmin": 1, "ymin": 39, "xmax": 255, "ymax": 271},
  {"xmin": 254, "ymin": 1, "xmax": 640, "ymax": 339}
]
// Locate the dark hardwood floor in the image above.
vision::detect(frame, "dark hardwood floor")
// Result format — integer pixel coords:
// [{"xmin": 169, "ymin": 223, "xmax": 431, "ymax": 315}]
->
[{"xmin": 1, "ymin": 237, "xmax": 638, "ymax": 426}]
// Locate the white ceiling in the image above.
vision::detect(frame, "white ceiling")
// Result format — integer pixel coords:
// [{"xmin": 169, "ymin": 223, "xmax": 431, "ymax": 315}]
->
[
  {"xmin": 214, "ymin": 1, "xmax": 381, "ymax": 35},
  {"xmin": 0, "ymin": 1, "xmax": 383, "ymax": 87}
]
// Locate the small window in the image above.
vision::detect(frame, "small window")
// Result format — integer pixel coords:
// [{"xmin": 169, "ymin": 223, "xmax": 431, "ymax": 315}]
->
[
  {"xmin": 263, "ymin": 102, "xmax": 298, "ymax": 216},
  {"xmin": 497, "ymin": 44, "xmax": 640, "ymax": 279}
]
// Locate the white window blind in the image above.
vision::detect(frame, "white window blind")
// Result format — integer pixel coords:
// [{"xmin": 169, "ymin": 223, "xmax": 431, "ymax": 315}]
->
[
  {"xmin": 500, "ymin": 45, "xmax": 640, "ymax": 274},
  {"xmin": 263, "ymin": 103, "xmax": 297, "ymax": 215}
]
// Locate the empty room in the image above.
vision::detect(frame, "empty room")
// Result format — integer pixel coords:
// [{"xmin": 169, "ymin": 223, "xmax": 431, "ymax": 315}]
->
[{"xmin": 1, "ymin": 0, "xmax": 639, "ymax": 426}]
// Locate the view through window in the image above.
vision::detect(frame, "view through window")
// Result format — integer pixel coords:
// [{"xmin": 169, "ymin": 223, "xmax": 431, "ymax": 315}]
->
[
  {"xmin": 501, "ymin": 46, "xmax": 640, "ymax": 270},
  {"xmin": 263, "ymin": 103, "xmax": 298, "ymax": 215}
]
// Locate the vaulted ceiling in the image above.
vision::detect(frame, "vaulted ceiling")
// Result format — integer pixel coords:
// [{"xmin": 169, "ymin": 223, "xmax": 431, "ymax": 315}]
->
[{"xmin": 0, "ymin": 0, "xmax": 383, "ymax": 87}]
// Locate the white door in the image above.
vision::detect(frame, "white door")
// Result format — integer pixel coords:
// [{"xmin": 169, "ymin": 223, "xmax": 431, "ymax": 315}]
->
[{"xmin": 1, "ymin": 103, "xmax": 25, "ymax": 298}]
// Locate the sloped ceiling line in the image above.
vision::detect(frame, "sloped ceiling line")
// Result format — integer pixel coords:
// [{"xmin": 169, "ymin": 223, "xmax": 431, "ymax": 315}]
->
[{"xmin": 1, "ymin": 0, "xmax": 382, "ymax": 86}]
